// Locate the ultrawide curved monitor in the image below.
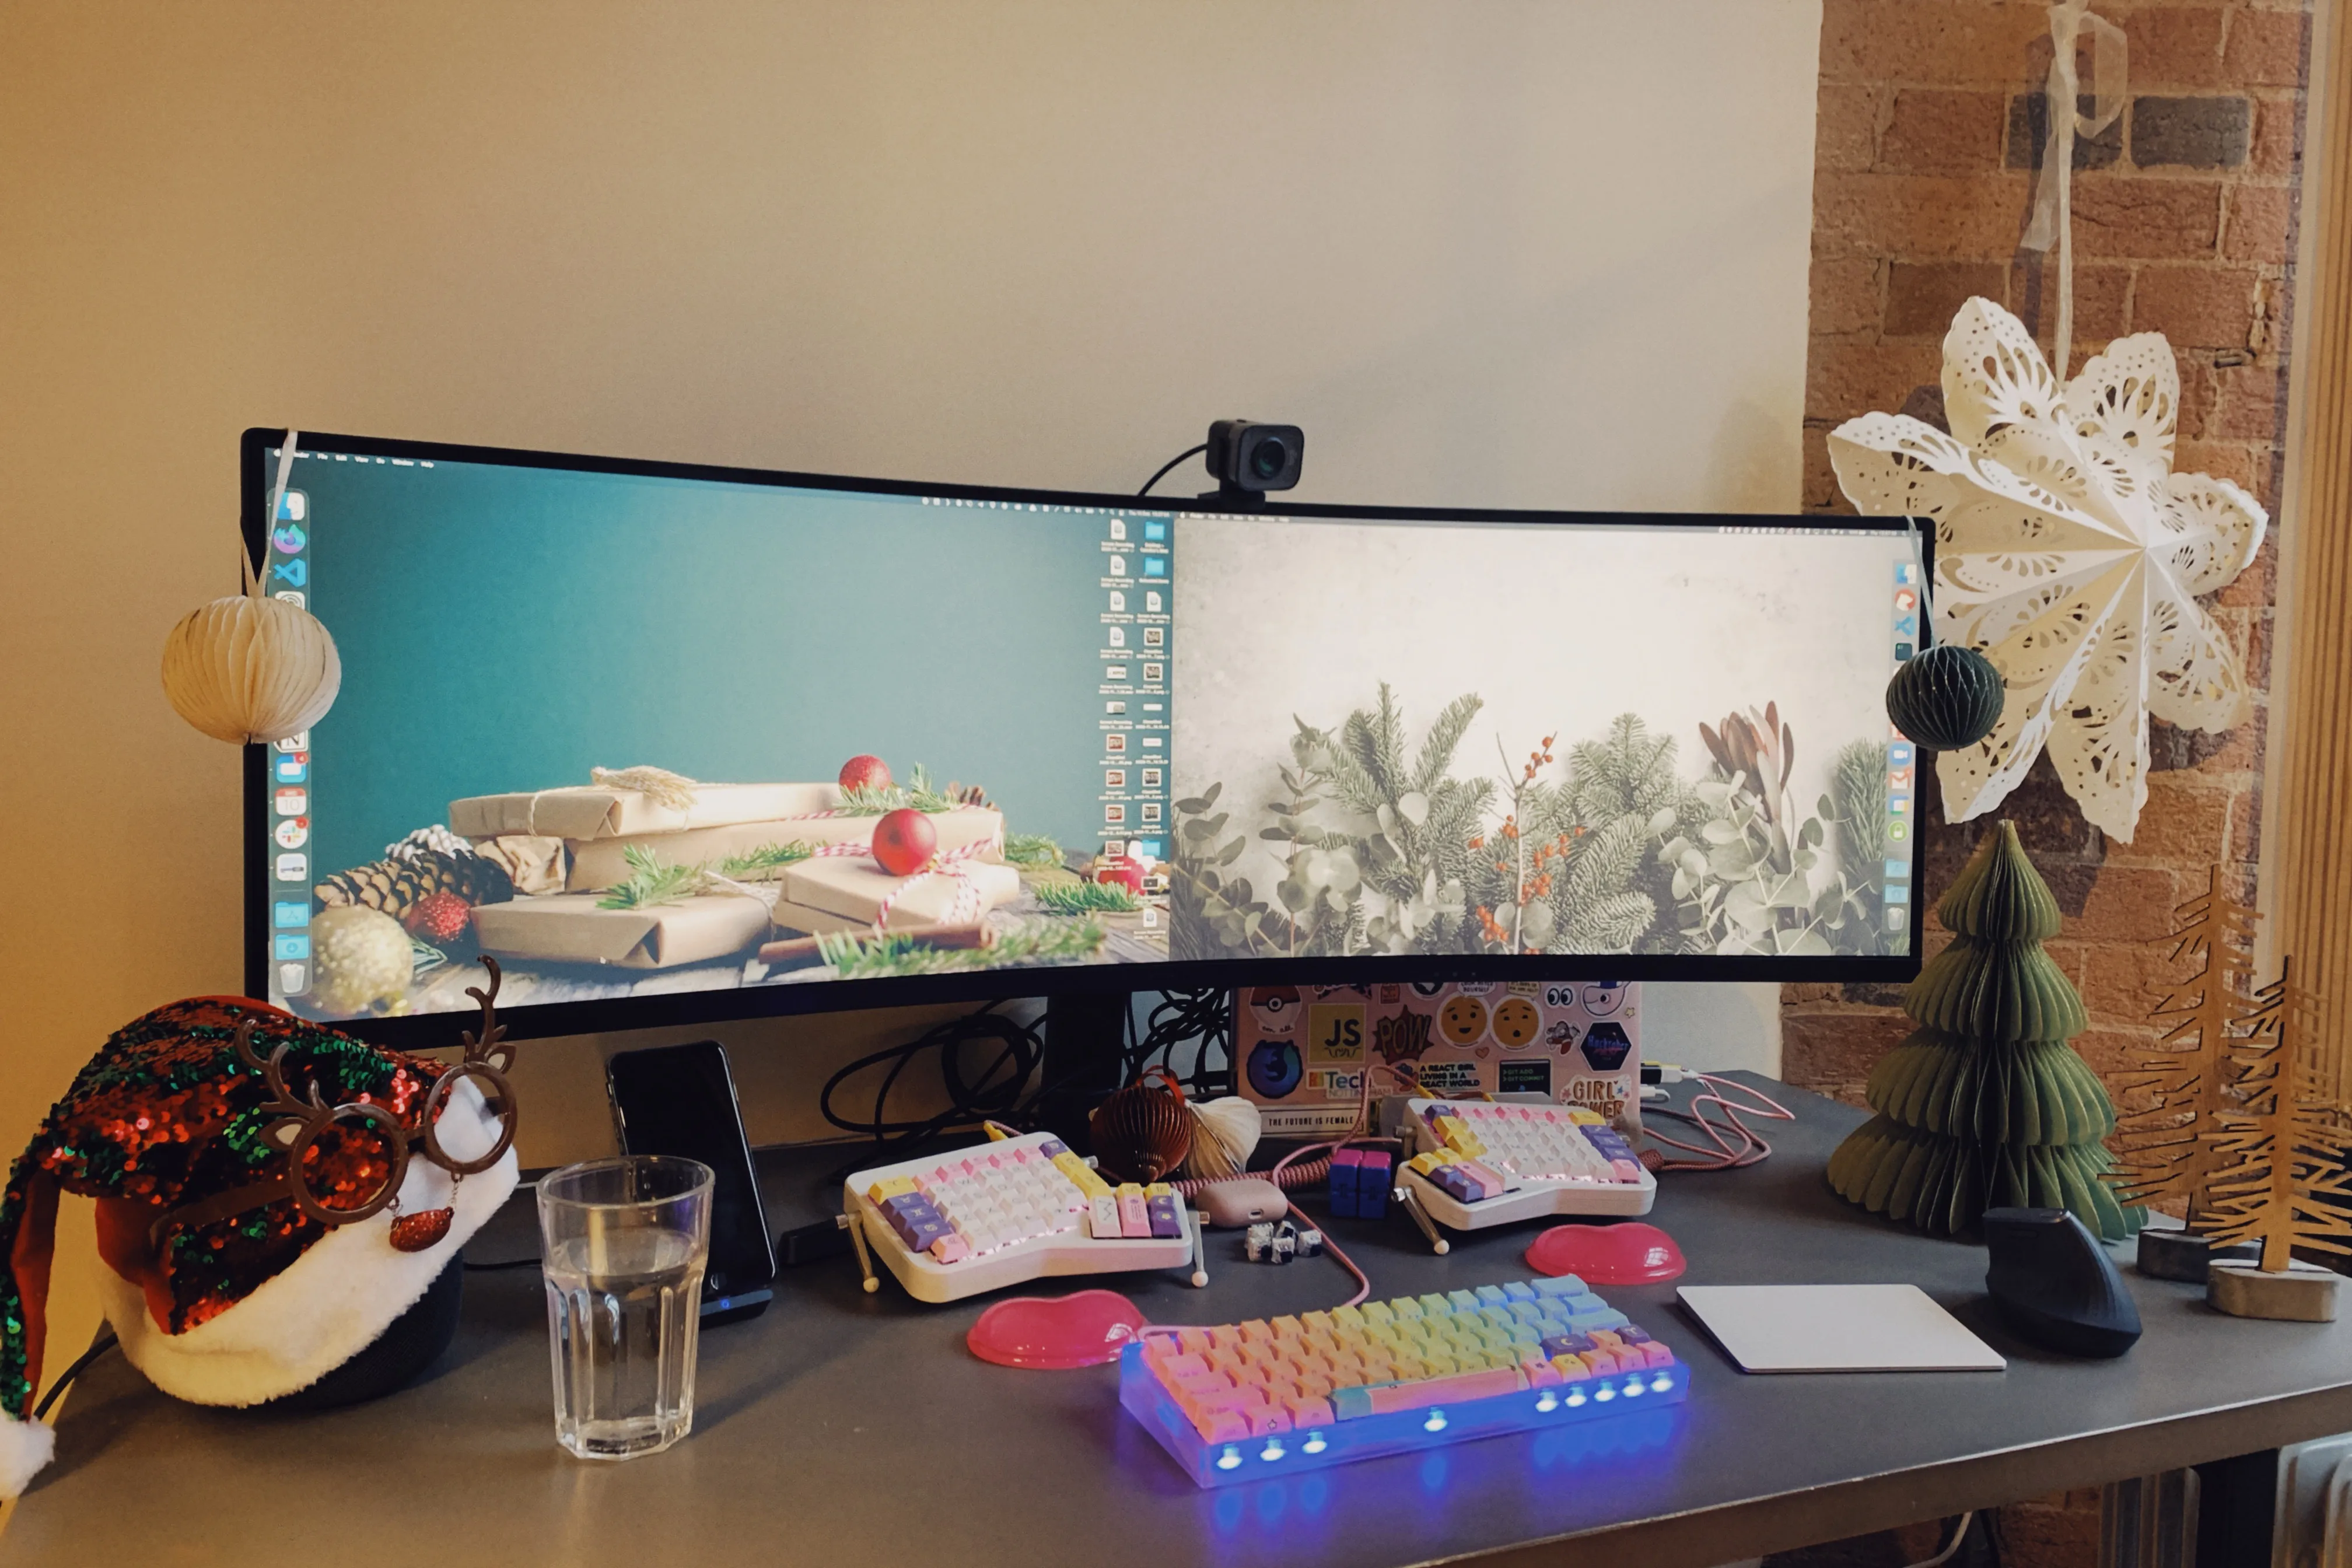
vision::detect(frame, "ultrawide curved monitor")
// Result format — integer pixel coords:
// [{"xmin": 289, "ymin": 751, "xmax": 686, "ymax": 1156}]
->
[{"xmin": 243, "ymin": 429, "xmax": 1927, "ymax": 1046}]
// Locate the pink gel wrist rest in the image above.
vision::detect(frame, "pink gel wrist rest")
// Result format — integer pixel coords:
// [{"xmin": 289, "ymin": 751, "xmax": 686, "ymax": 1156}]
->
[
  {"xmin": 967, "ymin": 1289, "xmax": 1149, "ymax": 1369},
  {"xmin": 1524, "ymin": 1221, "xmax": 1686, "ymax": 1284}
]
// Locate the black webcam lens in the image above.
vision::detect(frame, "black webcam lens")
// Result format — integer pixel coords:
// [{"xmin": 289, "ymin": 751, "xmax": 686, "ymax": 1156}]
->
[{"xmin": 1250, "ymin": 439, "xmax": 1289, "ymax": 481}]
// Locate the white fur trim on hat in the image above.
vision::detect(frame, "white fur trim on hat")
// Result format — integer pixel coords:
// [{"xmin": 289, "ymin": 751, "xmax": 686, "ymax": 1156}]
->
[
  {"xmin": 0, "ymin": 1410, "xmax": 57, "ymax": 1498},
  {"xmin": 100, "ymin": 1074, "xmax": 518, "ymax": 1408}
]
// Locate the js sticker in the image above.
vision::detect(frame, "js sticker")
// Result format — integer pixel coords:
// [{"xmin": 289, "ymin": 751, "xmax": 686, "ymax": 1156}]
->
[{"xmin": 1307, "ymin": 1004, "xmax": 1364, "ymax": 1063}]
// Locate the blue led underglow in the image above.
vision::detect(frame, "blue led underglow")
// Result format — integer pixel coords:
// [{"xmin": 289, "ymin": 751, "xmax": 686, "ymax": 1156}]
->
[{"xmin": 1116, "ymin": 1335, "xmax": 1690, "ymax": 1490}]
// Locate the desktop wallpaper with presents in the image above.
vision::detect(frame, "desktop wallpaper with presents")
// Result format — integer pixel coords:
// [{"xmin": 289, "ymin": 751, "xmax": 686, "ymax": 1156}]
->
[{"xmin": 274, "ymin": 456, "xmax": 1166, "ymax": 1021}]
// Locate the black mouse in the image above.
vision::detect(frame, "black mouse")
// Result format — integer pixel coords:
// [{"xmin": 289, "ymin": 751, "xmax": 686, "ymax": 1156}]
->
[{"xmin": 1983, "ymin": 1207, "xmax": 2142, "ymax": 1357}]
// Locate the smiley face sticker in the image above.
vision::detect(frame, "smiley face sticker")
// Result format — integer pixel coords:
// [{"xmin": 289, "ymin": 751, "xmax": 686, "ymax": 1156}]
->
[
  {"xmin": 1492, "ymin": 996, "xmax": 1541, "ymax": 1049},
  {"xmin": 1438, "ymin": 993, "xmax": 1489, "ymax": 1045}
]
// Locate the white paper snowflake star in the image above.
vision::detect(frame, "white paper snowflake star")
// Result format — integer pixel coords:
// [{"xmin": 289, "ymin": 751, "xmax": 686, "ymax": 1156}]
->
[{"xmin": 1828, "ymin": 298, "xmax": 2266, "ymax": 842}]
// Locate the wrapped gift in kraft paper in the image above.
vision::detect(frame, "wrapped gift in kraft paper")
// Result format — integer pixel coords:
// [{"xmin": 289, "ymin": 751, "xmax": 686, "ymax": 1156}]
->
[
  {"xmin": 472, "ymin": 890, "xmax": 775, "ymax": 968},
  {"xmin": 469, "ymin": 834, "xmax": 568, "ymax": 895},
  {"xmin": 775, "ymin": 855, "xmax": 1021, "ymax": 936},
  {"xmin": 450, "ymin": 780, "xmax": 843, "ymax": 841},
  {"xmin": 565, "ymin": 806, "xmax": 1005, "ymax": 892}
]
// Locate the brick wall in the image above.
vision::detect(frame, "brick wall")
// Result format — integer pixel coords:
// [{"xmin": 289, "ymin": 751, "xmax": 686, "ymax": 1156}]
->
[
  {"xmin": 1793, "ymin": 0, "xmax": 2307, "ymax": 1115},
  {"xmin": 1781, "ymin": 4, "xmax": 2311, "ymax": 1565}
]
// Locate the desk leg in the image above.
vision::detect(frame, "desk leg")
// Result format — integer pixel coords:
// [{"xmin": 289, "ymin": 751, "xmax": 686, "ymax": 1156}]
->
[
  {"xmin": 2192, "ymin": 1451, "xmax": 2277, "ymax": 1568},
  {"xmin": 2099, "ymin": 1470, "xmax": 2198, "ymax": 1568},
  {"xmin": 2100, "ymin": 1455, "xmax": 2277, "ymax": 1568}
]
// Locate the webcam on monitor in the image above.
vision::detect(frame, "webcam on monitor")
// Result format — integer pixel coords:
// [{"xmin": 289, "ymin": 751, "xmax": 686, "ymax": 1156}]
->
[{"xmin": 1204, "ymin": 419, "xmax": 1303, "ymax": 505}]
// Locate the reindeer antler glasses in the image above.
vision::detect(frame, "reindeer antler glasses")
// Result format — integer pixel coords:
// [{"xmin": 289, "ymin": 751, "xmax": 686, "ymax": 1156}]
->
[{"xmin": 155, "ymin": 960, "xmax": 519, "ymax": 1251}]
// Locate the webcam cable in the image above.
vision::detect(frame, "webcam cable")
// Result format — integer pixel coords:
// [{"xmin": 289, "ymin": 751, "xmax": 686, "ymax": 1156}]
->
[{"xmin": 1138, "ymin": 443, "xmax": 1208, "ymax": 498}]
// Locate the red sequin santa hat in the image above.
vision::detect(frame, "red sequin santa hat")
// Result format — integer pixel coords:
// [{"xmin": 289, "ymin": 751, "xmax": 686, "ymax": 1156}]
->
[{"xmin": 0, "ymin": 975, "xmax": 519, "ymax": 1496}]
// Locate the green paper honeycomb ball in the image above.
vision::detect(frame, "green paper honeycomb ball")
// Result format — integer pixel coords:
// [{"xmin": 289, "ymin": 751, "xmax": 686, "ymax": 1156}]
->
[{"xmin": 1887, "ymin": 644, "xmax": 2004, "ymax": 750}]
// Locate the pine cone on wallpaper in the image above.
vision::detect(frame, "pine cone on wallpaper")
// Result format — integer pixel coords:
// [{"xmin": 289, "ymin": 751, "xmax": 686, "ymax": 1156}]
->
[{"xmin": 315, "ymin": 848, "xmax": 514, "ymax": 916}]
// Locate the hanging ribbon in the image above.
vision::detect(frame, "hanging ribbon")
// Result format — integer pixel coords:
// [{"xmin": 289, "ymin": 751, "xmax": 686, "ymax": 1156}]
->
[
  {"xmin": 2020, "ymin": 0, "xmax": 2128, "ymax": 382},
  {"xmin": 245, "ymin": 432, "xmax": 301, "ymax": 598}
]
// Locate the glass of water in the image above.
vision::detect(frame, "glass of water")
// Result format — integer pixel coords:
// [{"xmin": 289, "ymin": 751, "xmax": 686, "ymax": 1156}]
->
[{"xmin": 537, "ymin": 1156, "xmax": 713, "ymax": 1461}]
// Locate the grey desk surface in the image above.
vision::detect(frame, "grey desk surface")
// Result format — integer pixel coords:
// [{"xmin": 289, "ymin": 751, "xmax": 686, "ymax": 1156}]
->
[{"xmin": 10, "ymin": 1077, "xmax": 2352, "ymax": 1567}]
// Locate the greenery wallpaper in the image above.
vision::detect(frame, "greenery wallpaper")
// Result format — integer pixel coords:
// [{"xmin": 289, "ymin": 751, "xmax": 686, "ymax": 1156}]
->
[{"xmin": 1170, "ymin": 687, "xmax": 1887, "ymax": 962}]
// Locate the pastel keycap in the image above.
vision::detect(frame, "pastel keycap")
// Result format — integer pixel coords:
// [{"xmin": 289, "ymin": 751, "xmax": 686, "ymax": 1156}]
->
[
  {"xmin": 1116, "ymin": 1185, "xmax": 1152, "ymax": 1237},
  {"xmin": 901, "ymin": 1213, "xmax": 953, "ymax": 1251}
]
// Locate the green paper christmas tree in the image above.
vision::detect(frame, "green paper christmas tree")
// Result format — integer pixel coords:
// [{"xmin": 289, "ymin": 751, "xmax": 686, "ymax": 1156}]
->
[{"xmin": 1827, "ymin": 821, "xmax": 2141, "ymax": 1240}]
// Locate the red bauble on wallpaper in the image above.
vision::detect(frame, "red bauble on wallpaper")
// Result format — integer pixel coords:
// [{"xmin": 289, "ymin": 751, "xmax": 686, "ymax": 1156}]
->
[
  {"xmin": 839, "ymin": 754, "xmax": 892, "ymax": 792},
  {"xmin": 872, "ymin": 807, "xmax": 937, "ymax": 876}
]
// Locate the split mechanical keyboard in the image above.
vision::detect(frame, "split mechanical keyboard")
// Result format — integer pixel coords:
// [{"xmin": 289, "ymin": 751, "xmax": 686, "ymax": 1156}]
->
[
  {"xmin": 1121, "ymin": 1273, "xmax": 1686, "ymax": 1487},
  {"xmin": 1398, "ymin": 1097, "xmax": 1657, "ymax": 1229},
  {"xmin": 843, "ymin": 1129, "xmax": 1197, "ymax": 1303}
]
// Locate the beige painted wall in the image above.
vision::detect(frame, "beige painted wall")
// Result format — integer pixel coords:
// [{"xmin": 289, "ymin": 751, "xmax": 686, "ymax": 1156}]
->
[{"xmin": 0, "ymin": 0, "xmax": 1819, "ymax": 1424}]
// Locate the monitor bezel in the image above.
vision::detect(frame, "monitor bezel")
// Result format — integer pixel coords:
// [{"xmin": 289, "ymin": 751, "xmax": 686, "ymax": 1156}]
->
[{"xmin": 243, "ymin": 426, "xmax": 1930, "ymax": 1048}]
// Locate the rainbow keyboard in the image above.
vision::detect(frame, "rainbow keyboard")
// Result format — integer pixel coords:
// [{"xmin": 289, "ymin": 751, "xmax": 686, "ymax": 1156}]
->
[
  {"xmin": 1398, "ymin": 1098, "xmax": 1657, "ymax": 1230},
  {"xmin": 844, "ymin": 1130, "xmax": 1196, "ymax": 1303},
  {"xmin": 1121, "ymin": 1274, "xmax": 1686, "ymax": 1488}
]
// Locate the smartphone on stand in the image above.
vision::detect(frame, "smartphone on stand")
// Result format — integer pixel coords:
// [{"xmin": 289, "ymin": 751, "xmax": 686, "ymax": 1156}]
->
[{"xmin": 606, "ymin": 1042, "xmax": 776, "ymax": 1325}]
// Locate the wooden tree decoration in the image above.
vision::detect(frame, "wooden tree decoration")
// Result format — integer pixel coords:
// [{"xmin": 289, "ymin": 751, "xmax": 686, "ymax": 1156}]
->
[
  {"xmin": 1828, "ymin": 821, "xmax": 2138, "ymax": 1240},
  {"xmin": 2110, "ymin": 872, "xmax": 2260, "ymax": 1226},
  {"xmin": 2201, "ymin": 963, "xmax": 2352, "ymax": 1273}
]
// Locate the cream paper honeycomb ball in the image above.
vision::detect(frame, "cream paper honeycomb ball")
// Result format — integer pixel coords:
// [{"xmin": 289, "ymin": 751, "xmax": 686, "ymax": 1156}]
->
[{"xmin": 160, "ymin": 593, "xmax": 341, "ymax": 745}]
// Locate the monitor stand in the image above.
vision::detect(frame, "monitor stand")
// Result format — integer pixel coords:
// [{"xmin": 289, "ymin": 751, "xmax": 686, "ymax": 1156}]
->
[{"xmin": 1035, "ymin": 991, "xmax": 1130, "ymax": 1153}]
